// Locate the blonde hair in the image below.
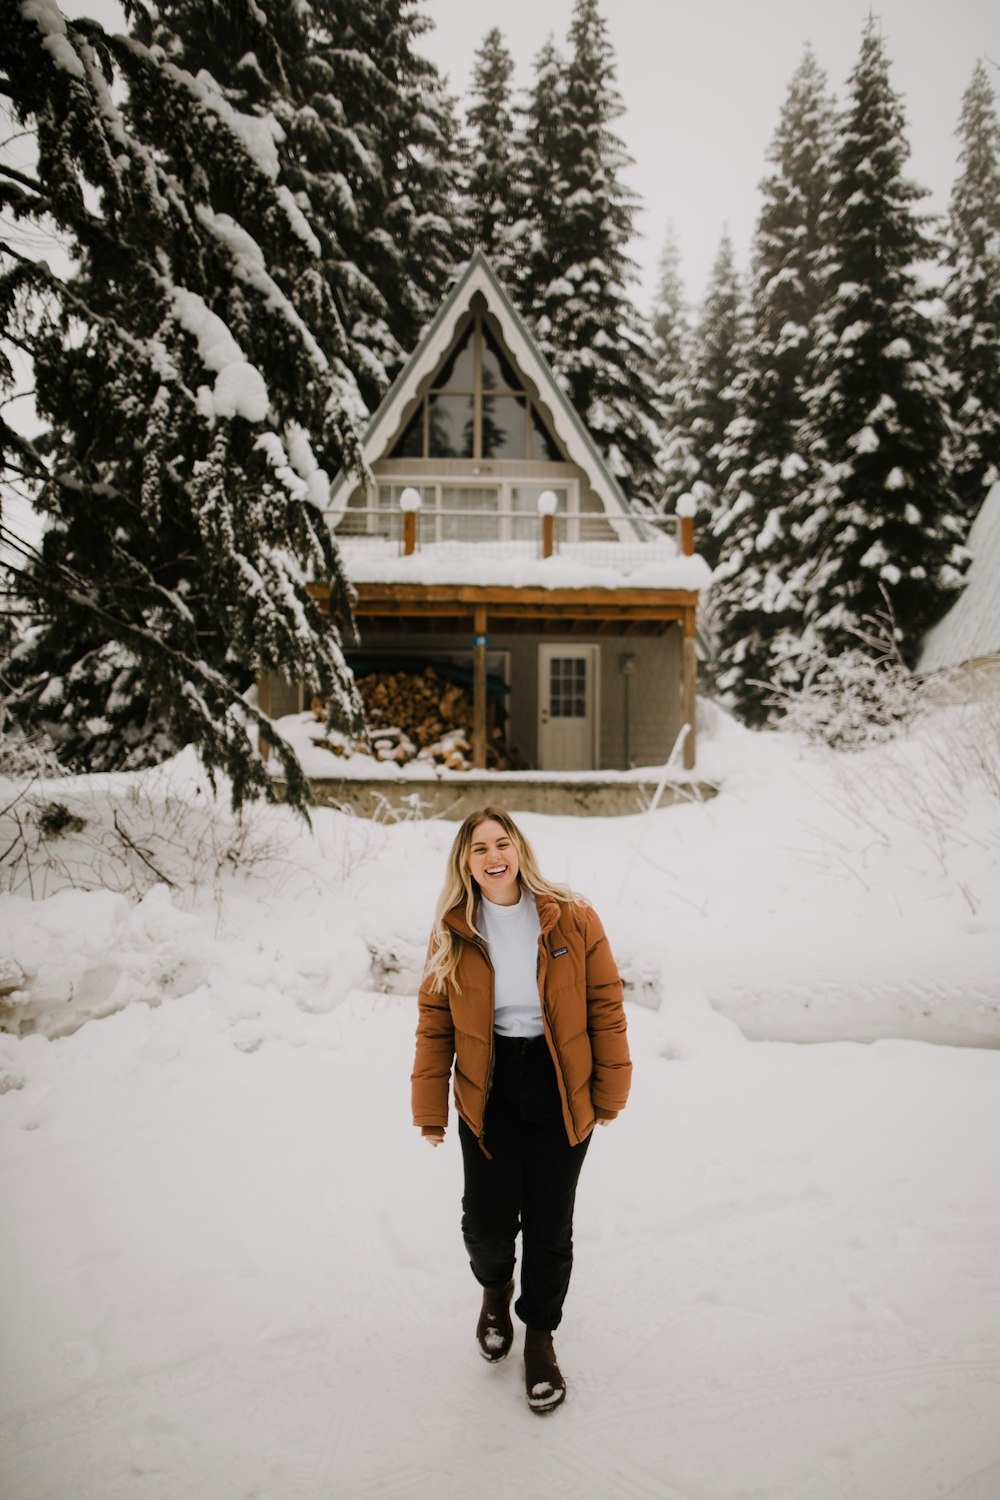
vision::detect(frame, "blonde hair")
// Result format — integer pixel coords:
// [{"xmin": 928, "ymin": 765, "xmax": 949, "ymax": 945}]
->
[{"xmin": 424, "ymin": 806, "xmax": 581, "ymax": 993}]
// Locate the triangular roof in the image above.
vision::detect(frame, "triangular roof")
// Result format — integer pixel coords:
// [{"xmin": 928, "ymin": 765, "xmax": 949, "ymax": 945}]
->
[
  {"xmin": 326, "ymin": 250, "xmax": 635, "ymax": 525},
  {"xmin": 919, "ymin": 482, "xmax": 1000, "ymax": 671}
]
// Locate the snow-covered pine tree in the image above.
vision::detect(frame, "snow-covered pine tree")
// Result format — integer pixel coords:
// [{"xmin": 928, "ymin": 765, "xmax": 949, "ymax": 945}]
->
[
  {"xmin": 519, "ymin": 1, "xmax": 662, "ymax": 507},
  {"xmin": 0, "ymin": 0, "xmax": 372, "ymax": 810},
  {"xmin": 712, "ymin": 47, "xmax": 835, "ymax": 722},
  {"xmin": 464, "ymin": 26, "xmax": 525, "ymax": 281},
  {"xmin": 289, "ymin": 0, "xmax": 464, "ymax": 366},
  {"xmin": 319, "ymin": 0, "xmax": 466, "ymax": 356},
  {"xmin": 682, "ymin": 229, "xmax": 746, "ymax": 566},
  {"xmin": 944, "ymin": 59, "xmax": 1000, "ymax": 523},
  {"xmin": 651, "ymin": 222, "xmax": 697, "ymax": 514},
  {"xmin": 651, "ymin": 223, "xmax": 690, "ymax": 402},
  {"xmin": 793, "ymin": 18, "xmax": 967, "ymax": 665},
  {"xmin": 519, "ymin": 33, "xmax": 567, "ymax": 353},
  {"xmin": 129, "ymin": 0, "xmax": 397, "ymax": 417}
]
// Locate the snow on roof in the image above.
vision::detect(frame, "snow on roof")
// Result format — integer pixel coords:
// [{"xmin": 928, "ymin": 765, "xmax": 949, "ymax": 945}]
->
[
  {"xmin": 919, "ymin": 483, "xmax": 1000, "ymax": 672},
  {"xmin": 340, "ymin": 538, "xmax": 711, "ymax": 592}
]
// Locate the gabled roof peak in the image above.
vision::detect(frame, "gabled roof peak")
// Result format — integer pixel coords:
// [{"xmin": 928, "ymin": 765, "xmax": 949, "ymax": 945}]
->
[{"xmin": 326, "ymin": 253, "xmax": 633, "ymax": 523}]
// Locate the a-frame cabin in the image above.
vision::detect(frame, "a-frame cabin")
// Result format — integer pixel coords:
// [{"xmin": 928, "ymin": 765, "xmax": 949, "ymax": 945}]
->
[{"xmin": 267, "ymin": 251, "xmax": 709, "ymax": 774}]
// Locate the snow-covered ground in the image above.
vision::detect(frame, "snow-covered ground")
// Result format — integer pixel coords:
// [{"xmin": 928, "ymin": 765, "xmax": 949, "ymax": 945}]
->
[{"xmin": 2, "ymin": 700, "xmax": 999, "ymax": 1499}]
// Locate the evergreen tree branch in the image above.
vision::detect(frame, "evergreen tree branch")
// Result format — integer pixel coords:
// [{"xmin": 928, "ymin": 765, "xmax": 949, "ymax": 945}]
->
[{"xmin": 0, "ymin": 162, "xmax": 48, "ymax": 199}]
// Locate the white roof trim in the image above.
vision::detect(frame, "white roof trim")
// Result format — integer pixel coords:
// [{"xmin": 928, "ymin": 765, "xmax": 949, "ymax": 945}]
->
[{"xmin": 326, "ymin": 251, "xmax": 636, "ymax": 531}]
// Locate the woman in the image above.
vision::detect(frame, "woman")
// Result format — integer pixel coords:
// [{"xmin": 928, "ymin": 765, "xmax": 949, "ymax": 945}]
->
[{"xmin": 412, "ymin": 806, "xmax": 631, "ymax": 1414}]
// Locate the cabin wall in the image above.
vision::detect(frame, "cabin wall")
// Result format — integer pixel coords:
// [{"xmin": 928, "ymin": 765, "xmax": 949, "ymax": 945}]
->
[{"xmin": 599, "ymin": 630, "xmax": 682, "ymax": 769}]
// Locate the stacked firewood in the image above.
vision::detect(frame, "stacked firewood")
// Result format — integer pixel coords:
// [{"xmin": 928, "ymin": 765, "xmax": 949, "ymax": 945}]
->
[{"xmin": 312, "ymin": 667, "xmax": 509, "ymax": 771}]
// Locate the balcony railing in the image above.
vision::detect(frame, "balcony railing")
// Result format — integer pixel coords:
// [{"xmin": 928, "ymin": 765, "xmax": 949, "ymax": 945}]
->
[{"xmin": 334, "ymin": 507, "xmax": 686, "ymax": 566}]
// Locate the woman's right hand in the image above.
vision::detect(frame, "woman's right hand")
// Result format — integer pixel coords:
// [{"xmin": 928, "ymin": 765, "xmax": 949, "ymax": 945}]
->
[{"xmin": 422, "ymin": 1127, "xmax": 445, "ymax": 1147}]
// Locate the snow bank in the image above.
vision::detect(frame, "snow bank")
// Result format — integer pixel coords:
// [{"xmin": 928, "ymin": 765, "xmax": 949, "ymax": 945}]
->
[{"xmin": 1, "ymin": 699, "xmax": 997, "ymax": 1048}]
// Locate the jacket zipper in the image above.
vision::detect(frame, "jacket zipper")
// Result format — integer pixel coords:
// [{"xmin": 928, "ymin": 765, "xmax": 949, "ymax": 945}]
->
[
  {"xmin": 473, "ymin": 934, "xmax": 496, "ymax": 1147},
  {"xmin": 538, "ymin": 928, "xmax": 583, "ymax": 1143}
]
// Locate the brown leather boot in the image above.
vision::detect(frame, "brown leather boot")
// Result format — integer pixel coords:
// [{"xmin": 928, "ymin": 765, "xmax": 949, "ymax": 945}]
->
[
  {"xmin": 476, "ymin": 1280, "xmax": 514, "ymax": 1362},
  {"xmin": 524, "ymin": 1327, "xmax": 566, "ymax": 1413}
]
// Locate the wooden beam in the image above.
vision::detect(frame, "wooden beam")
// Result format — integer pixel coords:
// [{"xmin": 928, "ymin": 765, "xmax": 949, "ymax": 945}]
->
[
  {"xmin": 310, "ymin": 580, "xmax": 699, "ymax": 632},
  {"xmin": 472, "ymin": 604, "xmax": 487, "ymax": 769},
  {"xmin": 316, "ymin": 581, "xmax": 699, "ymax": 611},
  {"xmin": 361, "ymin": 585, "xmax": 704, "ymax": 609},
  {"xmin": 351, "ymin": 597, "xmax": 691, "ymax": 624},
  {"xmin": 681, "ymin": 608, "xmax": 697, "ymax": 769}
]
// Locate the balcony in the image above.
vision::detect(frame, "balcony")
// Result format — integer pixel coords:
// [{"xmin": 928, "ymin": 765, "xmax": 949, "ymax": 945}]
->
[{"xmin": 333, "ymin": 498, "xmax": 701, "ymax": 590}]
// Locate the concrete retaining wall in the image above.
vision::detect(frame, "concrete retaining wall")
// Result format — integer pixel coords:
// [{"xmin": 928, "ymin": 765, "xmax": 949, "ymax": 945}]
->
[{"xmin": 282, "ymin": 776, "xmax": 718, "ymax": 819}]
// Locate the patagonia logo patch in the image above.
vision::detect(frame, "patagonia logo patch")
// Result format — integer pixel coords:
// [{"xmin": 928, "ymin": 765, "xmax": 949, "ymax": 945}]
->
[{"xmin": 551, "ymin": 946, "xmax": 569, "ymax": 958}]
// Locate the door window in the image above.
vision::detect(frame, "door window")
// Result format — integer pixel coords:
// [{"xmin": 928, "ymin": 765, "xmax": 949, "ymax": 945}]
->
[{"xmin": 549, "ymin": 657, "xmax": 587, "ymax": 718}]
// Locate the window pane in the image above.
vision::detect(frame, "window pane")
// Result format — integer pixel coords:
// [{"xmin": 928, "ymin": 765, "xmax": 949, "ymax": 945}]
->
[
  {"xmin": 374, "ymin": 484, "xmax": 435, "ymax": 542},
  {"xmin": 529, "ymin": 405, "xmax": 563, "ymax": 462},
  {"xmin": 481, "ymin": 327, "xmax": 522, "ymax": 392},
  {"xmin": 511, "ymin": 485, "xmax": 568, "ymax": 541},
  {"xmin": 441, "ymin": 487, "xmax": 499, "ymax": 511},
  {"xmin": 434, "ymin": 326, "xmax": 475, "ymax": 391},
  {"xmin": 378, "ymin": 484, "xmax": 434, "ymax": 511},
  {"xmin": 482, "ymin": 395, "xmax": 526, "ymax": 459},
  {"xmin": 549, "ymin": 657, "xmax": 587, "ymax": 719},
  {"xmin": 441, "ymin": 487, "xmax": 499, "ymax": 541},
  {"xmin": 390, "ymin": 402, "xmax": 424, "ymax": 458},
  {"xmin": 428, "ymin": 394, "xmax": 474, "ymax": 458},
  {"xmin": 511, "ymin": 486, "xmax": 568, "ymax": 513}
]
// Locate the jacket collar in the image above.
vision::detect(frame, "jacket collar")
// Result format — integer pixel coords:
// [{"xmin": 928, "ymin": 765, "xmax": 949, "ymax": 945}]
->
[{"xmin": 444, "ymin": 890, "xmax": 562, "ymax": 940}]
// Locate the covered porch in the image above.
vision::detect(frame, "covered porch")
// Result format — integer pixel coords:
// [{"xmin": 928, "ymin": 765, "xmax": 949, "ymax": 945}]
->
[{"xmin": 338, "ymin": 580, "xmax": 699, "ymax": 773}]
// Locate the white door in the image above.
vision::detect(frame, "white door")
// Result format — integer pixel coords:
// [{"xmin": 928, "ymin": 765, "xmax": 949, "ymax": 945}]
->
[{"xmin": 537, "ymin": 645, "xmax": 599, "ymax": 770}]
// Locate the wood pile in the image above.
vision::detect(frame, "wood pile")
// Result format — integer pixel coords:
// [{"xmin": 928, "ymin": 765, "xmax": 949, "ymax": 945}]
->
[{"xmin": 312, "ymin": 667, "xmax": 510, "ymax": 771}]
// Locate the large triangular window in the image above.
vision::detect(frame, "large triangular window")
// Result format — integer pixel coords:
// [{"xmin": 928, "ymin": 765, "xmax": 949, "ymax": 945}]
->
[{"xmin": 389, "ymin": 310, "xmax": 563, "ymax": 463}]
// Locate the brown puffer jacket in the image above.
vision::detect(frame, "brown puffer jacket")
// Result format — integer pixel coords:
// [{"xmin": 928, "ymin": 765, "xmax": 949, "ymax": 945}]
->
[{"xmin": 411, "ymin": 895, "xmax": 631, "ymax": 1147}]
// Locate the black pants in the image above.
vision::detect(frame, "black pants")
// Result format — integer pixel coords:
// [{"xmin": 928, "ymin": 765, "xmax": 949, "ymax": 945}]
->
[{"xmin": 459, "ymin": 1032, "xmax": 592, "ymax": 1332}]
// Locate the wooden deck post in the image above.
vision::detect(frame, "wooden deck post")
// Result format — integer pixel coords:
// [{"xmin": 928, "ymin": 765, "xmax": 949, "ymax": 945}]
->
[
  {"xmin": 681, "ymin": 607, "xmax": 697, "ymax": 770},
  {"xmin": 472, "ymin": 605, "xmax": 488, "ymax": 769},
  {"xmin": 257, "ymin": 671, "xmax": 271, "ymax": 763},
  {"xmin": 399, "ymin": 487, "xmax": 421, "ymax": 555},
  {"xmin": 538, "ymin": 489, "xmax": 558, "ymax": 558}
]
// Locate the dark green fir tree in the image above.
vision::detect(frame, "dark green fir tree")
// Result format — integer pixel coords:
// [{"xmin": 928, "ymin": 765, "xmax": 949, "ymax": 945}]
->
[
  {"xmin": 712, "ymin": 47, "xmax": 835, "ymax": 720},
  {"xmin": 683, "ymin": 229, "xmax": 746, "ymax": 566},
  {"xmin": 651, "ymin": 222, "xmax": 697, "ymax": 514},
  {"xmin": 943, "ymin": 59, "xmax": 1000, "ymax": 523},
  {"xmin": 793, "ymin": 18, "xmax": 967, "ymax": 665},
  {"xmin": 0, "ymin": 0, "xmax": 375, "ymax": 809},
  {"xmin": 519, "ymin": 33, "xmax": 567, "ymax": 352},
  {"xmin": 294, "ymin": 0, "xmax": 467, "ymax": 365},
  {"xmin": 129, "ymin": 0, "xmax": 399, "ymax": 413},
  {"xmin": 464, "ymin": 27, "xmax": 525, "ymax": 280},
  {"xmin": 519, "ymin": 1, "xmax": 662, "ymax": 506}
]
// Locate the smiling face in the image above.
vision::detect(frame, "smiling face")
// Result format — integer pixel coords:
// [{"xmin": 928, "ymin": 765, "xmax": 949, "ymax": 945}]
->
[{"xmin": 467, "ymin": 818, "xmax": 521, "ymax": 906}]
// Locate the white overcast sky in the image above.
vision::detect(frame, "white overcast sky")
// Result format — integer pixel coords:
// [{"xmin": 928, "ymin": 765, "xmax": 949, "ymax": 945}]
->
[{"xmin": 417, "ymin": 0, "xmax": 1000, "ymax": 309}]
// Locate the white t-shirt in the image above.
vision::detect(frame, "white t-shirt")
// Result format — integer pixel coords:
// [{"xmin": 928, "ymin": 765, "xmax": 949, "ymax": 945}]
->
[{"xmin": 477, "ymin": 892, "xmax": 544, "ymax": 1038}]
